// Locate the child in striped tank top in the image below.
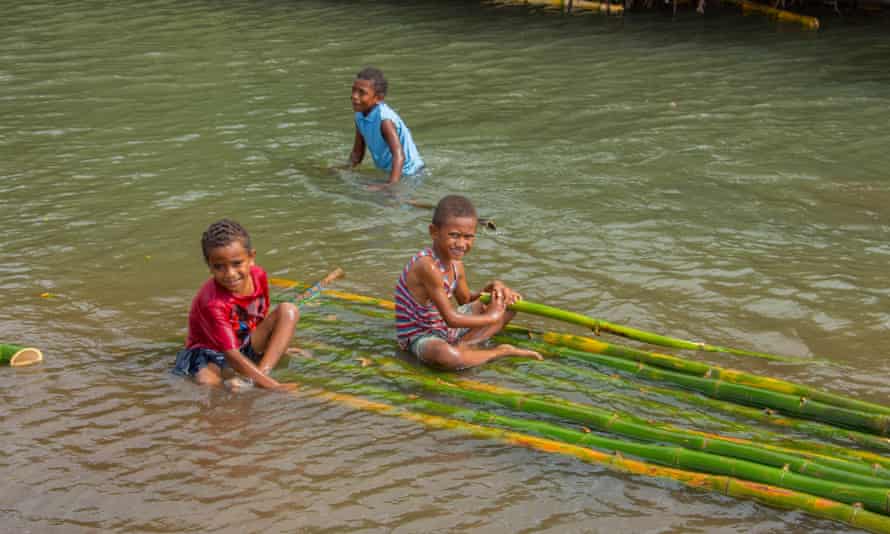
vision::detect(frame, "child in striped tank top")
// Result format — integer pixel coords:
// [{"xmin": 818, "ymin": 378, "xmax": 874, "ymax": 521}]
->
[{"xmin": 394, "ymin": 195, "xmax": 541, "ymax": 370}]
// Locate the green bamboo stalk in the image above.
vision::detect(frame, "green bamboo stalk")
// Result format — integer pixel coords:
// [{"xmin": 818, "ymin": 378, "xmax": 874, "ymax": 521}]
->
[
  {"xmin": 0, "ymin": 343, "xmax": 43, "ymax": 367},
  {"xmin": 500, "ymin": 336, "xmax": 890, "ymax": 437},
  {"xmin": 300, "ymin": 310, "xmax": 890, "ymax": 474},
  {"xmin": 278, "ymin": 357, "xmax": 890, "ymax": 517},
  {"xmin": 503, "ymin": 325, "xmax": 890, "ymax": 418},
  {"xmin": 290, "ymin": 341, "xmax": 890, "ymax": 491},
  {"xmin": 495, "ymin": 364, "xmax": 746, "ymax": 432},
  {"xmin": 268, "ymin": 280, "xmax": 890, "ymax": 421},
  {"xmin": 278, "ymin": 374, "xmax": 890, "ymax": 533},
  {"xmin": 275, "ymin": 282, "xmax": 890, "ymax": 468},
  {"xmin": 516, "ymin": 358, "xmax": 890, "ymax": 463},
  {"xmin": 285, "ymin": 287, "xmax": 890, "ymax": 461},
  {"xmin": 495, "ymin": 361, "xmax": 890, "ymax": 475},
  {"xmin": 480, "ymin": 294, "xmax": 806, "ymax": 363}
]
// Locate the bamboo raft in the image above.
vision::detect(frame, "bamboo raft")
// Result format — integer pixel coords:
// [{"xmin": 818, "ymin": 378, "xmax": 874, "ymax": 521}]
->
[{"xmin": 269, "ymin": 275, "xmax": 890, "ymax": 533}]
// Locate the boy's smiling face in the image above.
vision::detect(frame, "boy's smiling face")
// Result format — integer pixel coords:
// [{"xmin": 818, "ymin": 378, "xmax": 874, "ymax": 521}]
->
[
  {"xmin": 351, "ymin": 78, "xmax": 382, "ymax": 115},
  {"xmin": 430, "ymin": 216, "xmax": 478, "ymax": 264},
  {"xmin": 206, "ymin": 240, "xmax": 256, "ymax": 295}
]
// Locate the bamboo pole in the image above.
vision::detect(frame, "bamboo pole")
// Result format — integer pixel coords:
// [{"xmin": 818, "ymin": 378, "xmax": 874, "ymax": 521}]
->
[
  {"xmin": 286, "ymin": 379, "xmax": 890, "ymax": 533},
  {"xmin": 723, "ymin": 0, "xmax": 820, "ymax": 29},
  {"xmin": 294, "ymin": 297, "xmax": 890, "ymax": 461},
  {"xmin": 502, "ymin": 325, "xmax": 890, "ymax": 418},
  {"xmin": 0, "ymin": 343, "xmax": 43, "ymax": 367},
  {"xmin": 502, "ymin": 336, "xmax": 890, "ymax": 436},
  {"xmin": 480, "ymin": 294, "xmax": 808, "ymax": 363},
  {"xmin": 493, "ymin": 361, "xmax": 890, "ymax": 470},
  {"xmin": 268, "ymin": 279, "xmax": 890, "ymax": 421},
  {"xmin": 278, "ymin": 356, "xmax": 890, "ymax": 517},
  {"xmin": 515, "ymin": 358, "xmax": 890, "ymax": 459},
  {"xmin": 297, "ymin": 297, "xmax": 890, "ymax": 464},
  {"xmin": 290, "ymin": 342, "xmax": 890, "ymax": 491},
  {"xmin": 488, "ymin": 0, "xmax": 624, "ymax": 14}
]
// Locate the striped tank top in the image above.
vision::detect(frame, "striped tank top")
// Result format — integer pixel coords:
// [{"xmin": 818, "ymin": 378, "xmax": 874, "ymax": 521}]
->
[{"xmin": 394, "ymin": 248, "xmax": 458, "ymax": 349}]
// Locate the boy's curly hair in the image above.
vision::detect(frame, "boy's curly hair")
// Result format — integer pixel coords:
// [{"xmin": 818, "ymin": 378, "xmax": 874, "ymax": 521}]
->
[
  {"xmin": 432, "ymin": 195, "xmax": 478, "ymax": 227},
  {"xmin": 356, "ymin": 67, "xmax": 388, "ymax": 97},
  {"xmin": 201, "ymin": 219, "xmax": 252, "ymax": 262}
]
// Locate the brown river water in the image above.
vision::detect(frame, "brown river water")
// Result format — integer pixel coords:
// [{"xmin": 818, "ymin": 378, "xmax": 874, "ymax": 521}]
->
[{"xmin": 2, "ymin": 1, "xmax": 889, "ymax": 532}]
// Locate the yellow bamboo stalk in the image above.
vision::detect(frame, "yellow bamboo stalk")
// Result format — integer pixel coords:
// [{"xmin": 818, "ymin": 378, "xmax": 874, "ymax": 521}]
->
[
  {"xmin": 723, "ymin": 0, "xmax": 820, "ymax": 29},
  {"xmin": 302, "ymin": 386, "xmax": 890, "ymax": 532},
  {"xmin": 488, "ymin": 0, "xmax": 623, "ymax": 15}
]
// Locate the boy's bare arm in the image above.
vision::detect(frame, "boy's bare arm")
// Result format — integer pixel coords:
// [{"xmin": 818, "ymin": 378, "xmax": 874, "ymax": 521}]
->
[
  {"xmin": 223, "ymin": 349, "xmax": 292, "ymax": 390},
  {"xmin": 418, "ymin": 259, "xmax": 504, "ymax": 329},
  {"xmin": 381, "ymin": 119, "xmax": 404, "ymax": 185},
  {"xmin": 453, "ymin": 261, "xmax": 473, "ymax": 304},
  {"xmin": 350, "ymin": 128, "xmax": 366, "ymax": 167}
]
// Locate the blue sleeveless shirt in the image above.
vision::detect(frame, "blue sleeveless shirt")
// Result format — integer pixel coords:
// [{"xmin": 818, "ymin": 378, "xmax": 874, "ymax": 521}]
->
[{"xmin": 355, "ymin": 102, "xmax": 424, "ymax": 177}]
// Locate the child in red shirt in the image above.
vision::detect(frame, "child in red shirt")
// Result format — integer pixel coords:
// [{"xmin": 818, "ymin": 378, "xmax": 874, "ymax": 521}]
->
[{"xmin": 173, "ymin": 219, "xmax": 298, "ymax": 391}]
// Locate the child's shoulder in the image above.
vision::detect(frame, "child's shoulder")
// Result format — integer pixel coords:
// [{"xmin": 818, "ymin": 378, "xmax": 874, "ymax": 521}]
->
[{"xmin": 377, "ymin": 102, "xmax": 401, "ymax": 121}]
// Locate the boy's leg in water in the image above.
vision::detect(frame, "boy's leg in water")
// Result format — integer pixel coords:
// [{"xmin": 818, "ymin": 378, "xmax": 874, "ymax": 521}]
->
[{"xmin": 195, "ymin": 362, "xmax": 224, "ymax": 386}]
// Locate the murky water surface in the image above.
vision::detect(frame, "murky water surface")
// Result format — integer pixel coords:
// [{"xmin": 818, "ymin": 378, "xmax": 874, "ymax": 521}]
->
[{"xmin": 2, "ymin": 1, "xmax": 889, "ymax": 532}]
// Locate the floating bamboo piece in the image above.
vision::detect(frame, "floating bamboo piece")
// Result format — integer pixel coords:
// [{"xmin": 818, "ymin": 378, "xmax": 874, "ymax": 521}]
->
[
  {"xmin": 487, "ymin": 0, "xmax": 623, "ymax": 15},
  {"xmin": 723, "ymin": 0, "xmax": 820, "ymax": 29},
  {"xmin": 286, "ymin": 377, "xmax": 890, "ymax": 533},
  {"xmin": 1, "ymin": 343, "xmax": 43, "ymax": 367}
]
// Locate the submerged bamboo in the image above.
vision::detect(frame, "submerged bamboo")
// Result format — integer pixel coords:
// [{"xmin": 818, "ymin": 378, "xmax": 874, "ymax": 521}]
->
[
  {"xmin": 517, "ymin": 358, "xmax": 890, "ymax": 460},
  {"xmin": 502, "ymin": 336, "xmax": 890, "ymax": 436},
  {"xmin": 279, "ymin": 355, "xmax": 890, "ymax": 517},
  {"xmin": 0, "ymin": 343, "xmax": 43, "ymax": 367},
  {"xmin": 503, "ymin": 325, "xmax": 890, "ymax": 418},
  {"xmin": 269, "ymin": 279, "xmax": 890, "ymax": 420},
  {"xmin": 494, "ymin": 361, "xmax": 890, "ymax": 470},
  {"xmin": 290, "ymin": 343, "xmax": 890, "ymax": 492},
  {"xmin": 283, "ymin": 377, "xmax": 890, "ymax": 533}
]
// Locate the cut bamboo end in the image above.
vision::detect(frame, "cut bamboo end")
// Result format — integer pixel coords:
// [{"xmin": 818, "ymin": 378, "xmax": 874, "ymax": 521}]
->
[{"xmin": 9, "ymin": 347, "xmax": 43, "ymax": 367}]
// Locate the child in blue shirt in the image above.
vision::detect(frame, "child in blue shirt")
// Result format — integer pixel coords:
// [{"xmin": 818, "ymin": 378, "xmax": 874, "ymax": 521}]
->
[{"xmin": 349, "ymin": 67, "xmax": 424, "ymax": 190}]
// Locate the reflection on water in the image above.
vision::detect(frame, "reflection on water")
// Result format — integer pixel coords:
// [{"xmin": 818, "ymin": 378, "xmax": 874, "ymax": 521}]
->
[{"xmin": 2, "ymin": 1, "xmax": 889, "ymax": 532}]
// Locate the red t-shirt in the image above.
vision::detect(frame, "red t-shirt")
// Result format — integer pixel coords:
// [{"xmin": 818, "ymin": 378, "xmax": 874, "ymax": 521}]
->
[{"xmin": 185, "ymin": 265, "xmax": 270, "ymax": 352}]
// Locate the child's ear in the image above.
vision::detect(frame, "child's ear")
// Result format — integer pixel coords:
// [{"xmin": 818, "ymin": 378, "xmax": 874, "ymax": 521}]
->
[
  {"xmin": 429, "ymin": 224, "xmax": 439, "ymax": 239},
  {"xmin": 248, "ymin": 249, "xmax": 257, "ymax": 263}
]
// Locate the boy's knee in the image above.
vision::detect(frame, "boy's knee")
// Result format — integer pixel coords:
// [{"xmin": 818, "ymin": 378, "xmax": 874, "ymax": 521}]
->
[
  {"xmin": 277, "ymin": 302, "xmax": 300, "ymax": 323},
  {"xmin": 421, "ymin": 344, "xmax": 463, "ymax": 370}
]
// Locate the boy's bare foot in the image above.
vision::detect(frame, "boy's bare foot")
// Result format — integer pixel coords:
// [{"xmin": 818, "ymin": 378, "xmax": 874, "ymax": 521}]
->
[
  {"xmin": 272, "ymin": 382, "xmax": 298, "ymax": 392},
  {"xmin": 495, "ymin": 344, "xmax": 543, "ymax": 360}
]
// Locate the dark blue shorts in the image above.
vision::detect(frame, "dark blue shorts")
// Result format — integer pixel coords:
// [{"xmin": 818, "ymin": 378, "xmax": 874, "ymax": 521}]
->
[{"xmin": 172, "ymin": 339, "xmax": 262, "ymax": 377}]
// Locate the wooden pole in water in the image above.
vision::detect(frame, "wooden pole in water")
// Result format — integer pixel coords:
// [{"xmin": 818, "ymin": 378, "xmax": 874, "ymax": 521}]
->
[{"xmin": 0, "ymin": 343, "xmax": 43, "ymax": 367}]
